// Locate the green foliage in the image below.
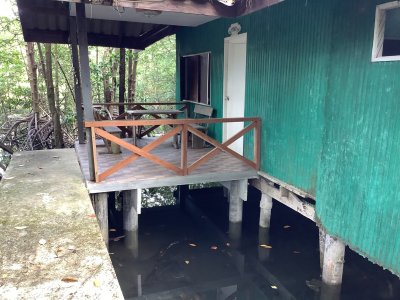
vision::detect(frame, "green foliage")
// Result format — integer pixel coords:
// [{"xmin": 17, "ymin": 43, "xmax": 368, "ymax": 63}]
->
[
  {"xmin": 136, "ymin": 36, "xmax": 176, "ymax": 102},
  {"xmin": 0, "ymin": 17, "xmax": 30, "ymax": 121}
]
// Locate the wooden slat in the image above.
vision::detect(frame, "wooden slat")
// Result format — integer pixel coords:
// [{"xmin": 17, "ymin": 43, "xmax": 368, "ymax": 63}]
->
[
  {"xmin": 95, "ymin": 126, "xmax": 183, "ymax": 181},
  {"xmin": 187, "ymin": 122, "xmax": 257, "ymax": 173},
  {"xmin": 85, "ymin": 117, "xmax": 260, "ymax": 128},
  {"xmin": 181, "ymin": 125, "xmax": 188, "ymax": 175}
]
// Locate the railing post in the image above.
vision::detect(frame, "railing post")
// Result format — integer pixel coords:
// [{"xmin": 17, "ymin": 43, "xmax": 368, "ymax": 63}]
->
[
  {"xmin": 254, "ymin": 119, "xmax": 261, "ymax": 170},
  {"xmin": 90, "ymin": 126, "xmax": 98, "ymax": 182},
  {"xmin": 181, "ymin": 124, "xmax": 188, "ymax": 175}
]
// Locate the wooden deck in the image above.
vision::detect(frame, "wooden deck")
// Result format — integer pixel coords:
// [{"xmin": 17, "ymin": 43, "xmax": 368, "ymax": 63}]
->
[{"xmin": 75, "ymin": 137, "xmax": 258, "ymax": 194}]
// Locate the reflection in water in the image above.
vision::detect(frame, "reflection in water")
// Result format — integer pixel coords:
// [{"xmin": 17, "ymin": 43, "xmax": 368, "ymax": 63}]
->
[{"xmin": 109, "ymin": 187, "xmax": 400, "ymax": 300}]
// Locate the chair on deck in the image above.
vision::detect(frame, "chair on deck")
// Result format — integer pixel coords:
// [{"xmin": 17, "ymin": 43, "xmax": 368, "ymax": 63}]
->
[
  {"xmin": 93, "ymin": 106, "xmax": 121, "ymax": 154},
  {"xmin": 191, "ymin": 104, "xmax": 213, "ymax": 148}
]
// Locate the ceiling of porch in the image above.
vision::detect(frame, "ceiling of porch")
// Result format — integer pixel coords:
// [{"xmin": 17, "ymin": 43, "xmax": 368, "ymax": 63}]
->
[{"xmin": 16, "ymin": 0, "xmax": 283, "ymax": 49}]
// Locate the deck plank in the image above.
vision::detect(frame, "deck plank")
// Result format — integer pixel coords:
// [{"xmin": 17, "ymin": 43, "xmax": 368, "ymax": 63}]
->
[
  {"xmin": 0, "ymin": 149, "xmax": 123, "ymax": 299},
  {"xmin": 75, "ymin": 138, "xmax": 258, "ymax": 193}
]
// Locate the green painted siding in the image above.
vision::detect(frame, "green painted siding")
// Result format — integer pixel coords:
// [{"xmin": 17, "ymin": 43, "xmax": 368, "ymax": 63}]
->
[
  {"xmin": 317, "ymin": 0, "xmax": 400, "ymax": 275},
  {"xmin": 177, "ymin": 0, "xmax": 400, "ymax": 274},
  {"xmin": 177, "ymin": 0, "xmax": 333, "ymax": 194}
]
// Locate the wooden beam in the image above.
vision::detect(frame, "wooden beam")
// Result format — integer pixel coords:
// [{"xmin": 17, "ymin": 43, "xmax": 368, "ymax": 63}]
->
[
  {"xmin": 52, "ymin": 0, "xmax": 236, "ymax": 17},
  {"xmin": 69, "ymin": 17, "xmax": 85, "ymax": 144},
  {"xmin": 236, "ymin": 0, "xmax": 284, "ymax": 16},
  {"xmin": 140, "ymin": 26, "xmax": 178, "ymax": 49}
]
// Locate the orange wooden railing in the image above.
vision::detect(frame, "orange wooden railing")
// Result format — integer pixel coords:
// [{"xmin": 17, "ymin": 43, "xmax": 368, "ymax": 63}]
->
[{"xmin": 85, "ymin": 117, "xmax": 261, "ymax": 183}]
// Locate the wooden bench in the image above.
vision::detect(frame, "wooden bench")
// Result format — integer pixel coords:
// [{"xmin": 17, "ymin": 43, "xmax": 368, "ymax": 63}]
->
[
  {"xmin": 191, "ymin": 104, "xmax": 213, "ymax": 148},
  {"xmin": 93, "ymin": 107, "xmax": 121, "ymax": 154}
]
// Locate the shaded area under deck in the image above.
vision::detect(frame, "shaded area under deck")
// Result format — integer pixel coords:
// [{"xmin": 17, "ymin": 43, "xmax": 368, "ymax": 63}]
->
[{"xmin": 75, "ymin": 137, "xmax": 259, "ymax": 194}]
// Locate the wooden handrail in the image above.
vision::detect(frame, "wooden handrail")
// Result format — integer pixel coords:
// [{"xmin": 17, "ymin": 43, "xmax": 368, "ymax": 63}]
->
[
  {"xmin": 85, "ymin": 117, "xmax": 261, "ymax": 182},
  {"xmin": 93, "ymin": 102, "xmax": 185, "ymax": 106},
  {"xmin": 85, "ymin": 117, "xmax": 259, "ymax": 127}
]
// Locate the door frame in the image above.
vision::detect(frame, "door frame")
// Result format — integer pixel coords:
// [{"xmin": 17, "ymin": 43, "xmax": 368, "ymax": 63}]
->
[{"xmin": 223, "ymin": 32, "xmax": 247, "ymax": 145}]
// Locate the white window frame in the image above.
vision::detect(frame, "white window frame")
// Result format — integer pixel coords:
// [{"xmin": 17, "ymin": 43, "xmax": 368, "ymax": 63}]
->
[{"xmin": 372, "ymin": 1, "xmax": 400, "ymax": 62}]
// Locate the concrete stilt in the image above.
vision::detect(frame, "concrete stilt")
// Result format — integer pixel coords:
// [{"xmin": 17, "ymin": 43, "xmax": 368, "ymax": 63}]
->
[
  {"xmin": 259, "ymin": 193, "xmax": 273, "ymax": 228},
  {"xmin": 321, "ymin": 232, "xmax": 346, "ymax": 285},
  {"xmin": 228, "ymin": 180, "xmax": 248, "ymax": 223},
  {"xmin": 91, "ymin": 193, "xmax": 108, "ymax": 246},
  {"xmin": 123, "ymin": 190, "xmax": 139, "ymax": 232},
  {"xmin": 319, "ymin": 228, "xmax": 326, "ymax": 270},
  {"xmin": 228, "ymin": 221, "xmax": 242, "ymax": 249},
  {"xmin": 258, "ymin": 227, "xmax": 271, "ymax": 262},
  {"xmin": 125, "ymin": 229, "xmax": 139, "ymax": 258}
]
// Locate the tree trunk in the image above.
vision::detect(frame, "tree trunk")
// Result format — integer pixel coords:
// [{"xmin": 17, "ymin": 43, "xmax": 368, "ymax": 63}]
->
[
  {"xmin": 103, "ymin": 48, "xmax": 112, "ymax": 103},
  {"xmin": 127, "ymin": 49, "xmax": 133, "ymax": 103},
  {"xmin": 119, "ymin": 48, "xmax": 126, "ymax": 116},
  {"xmin": 25, "ymin": 42, "xmax": 40, "ymax": 122},
  {"xmin": 44, "ymin": 44, "xmax": 64, "ymax": 148},
  {"xmin": 131, "ymin": 50, "xmax": 139, "ymax": 102},
  {"xmin": 111, "ymin": 49, "xmax": 118, "ymax": 103}
]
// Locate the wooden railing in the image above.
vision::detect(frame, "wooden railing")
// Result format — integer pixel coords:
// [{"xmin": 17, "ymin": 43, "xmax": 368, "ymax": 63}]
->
[
  {"xmin": 92, "ymin": 102, "xmax": 189, "ymax": 119},
  {"xmin": 85, "ymin": 117, "xmax": 261, "ymax": 183}
]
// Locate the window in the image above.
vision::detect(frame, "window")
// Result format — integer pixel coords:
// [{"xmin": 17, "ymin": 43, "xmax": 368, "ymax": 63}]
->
[
  {"xmin": 372, "ymin": 2, "xmax": 400, "ymax": 62},
  {"xmin": 180, "ymin": 52, "xmax": 210, "ymax": 104}
]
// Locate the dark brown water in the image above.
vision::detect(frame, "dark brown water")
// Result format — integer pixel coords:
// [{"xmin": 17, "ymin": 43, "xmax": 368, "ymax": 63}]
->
[{"xmin": 109, "ymin": 187, "xmax": 400, "ymax": 300}]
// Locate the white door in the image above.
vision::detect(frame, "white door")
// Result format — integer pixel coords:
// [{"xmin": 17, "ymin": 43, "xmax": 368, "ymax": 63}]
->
[{"xmin": 223, "ymin": 33, "xmax": 247, "ymax": 155}]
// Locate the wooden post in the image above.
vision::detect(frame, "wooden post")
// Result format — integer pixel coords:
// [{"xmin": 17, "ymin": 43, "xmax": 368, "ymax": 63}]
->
[
  {"xmin": 75, "ymin": 3, "xmax": 95, "ymax": 180},
  {"xmin": 123, "ymin": 190, "xmax": 139, "ymax": 231},
  {"xmin": 181, "ymin": 125, "xmax": 188, "ymax": 174},
  {"xmin": 91, "ymin": 193, "xmax": 108, "ymax": 246},
  {"xmin": 176, "ymin": 185, "xmax": 189, "ymax": 209},
  {"xmin": 69, "ymin": 16, "xmax": 85, "ymax": 144},
  {"xmin": 259, "ymin": 193, "xmax": 273, "ymax": 228},
  {"xmin": 322, "ymin": 232, "xmax": 345, "ymax": 285}
]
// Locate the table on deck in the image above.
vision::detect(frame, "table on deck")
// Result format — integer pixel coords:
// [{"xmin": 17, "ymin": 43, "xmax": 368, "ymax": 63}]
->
[{"xmin": 126, "ymin": 109, "xmax": 183, "ymax": 147}]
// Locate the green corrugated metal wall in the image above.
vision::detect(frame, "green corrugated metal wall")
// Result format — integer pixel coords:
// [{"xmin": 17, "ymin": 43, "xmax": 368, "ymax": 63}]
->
[
  {"xmin": 176, "ymin": 0, "xmax": 400, "ymax": 275},
  {"xmin": 317, "ymin": 0, "xmax": 400, "ymax": 275}
]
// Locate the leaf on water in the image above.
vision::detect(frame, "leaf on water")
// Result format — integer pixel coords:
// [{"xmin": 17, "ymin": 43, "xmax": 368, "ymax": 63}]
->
[
  {"xmin": 15, "ymin": 226, "xmax": 27, "ymax": 230},
  {"xmin": 62, "ymin": 276, "xmax": 78, "ymax": 283},
  {"xmin": 93, "ymin": 279, "xmax": 101, "ymax": 287},
  {"xmin": 189, "ymin": 243, "xmax": 197, "ymax": 247},
  {"xmin": 184, "ymin": 260, "xmax": 190, "ymax": 264},
  {"xmin": 271, "ymin": 285, "xmax": 278, "ymax": 289},
  {"xmin": 87, "ymin": 214, "xmax": 96, "ymax": 218},
  {"xmin": 293, "ymin": 250, "xmax": 301, "ymax": 254},
  {"xmin": 113, "ymin": 235, "xmax": 125, "ymax": 242},
  {"xmin": 210, "ymin": 246, "xmax": 218, "ymax": 250},
  {"xmin": 283, "ymin": 225, "xmax": 291, "ymax": 229},
  {"xmin": 39, "ymin": 239, "xmax": 47, "ymax": 245},
  {"xmin": 4, "ymin": 177, "xmax": 14, "ymax": 180},
  {"xmin": 259, "ymin": 244, "xmax": 272, "ymax": 249},
  {"xmin": 109, "ymin": 228, "xmax": 117, "ymax": 232},
  {"xmin": 52, "ymin": 156, "xmax": 60, "ymax": 159}
]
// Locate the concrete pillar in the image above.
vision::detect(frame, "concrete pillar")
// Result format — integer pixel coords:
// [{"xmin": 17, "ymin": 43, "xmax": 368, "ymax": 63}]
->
[
  {"xmin": 125, "ymin": 229, "xmax": 139, "ymax": 258},
  {"xmin": 123, "ymin": 190, "xmax": 139, "ymax": 231},
  {"xmin": 91, "ymin": 193, "xmax": 108, "ymax": 246},
  {"xmin": 228, "ymin": 221, "xmax": 242, "ymax": 249},
  {"xmin": 319, "ymin": 228, "xmax": 326, "ymax": 270},
  {"xmin": 229, "ymin": 180, "xmax": 247, "ymax": 223},
  {"xmin": 321, "ymin": 232, "xmax": 346, "ymax": 285},
  {"xmin": 259, "ymin": 193, "xmax": 273, "ymax": 228},
  {"xmin": 258, "ymin": 227, "xmax": 271, "ymax": 262}
]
